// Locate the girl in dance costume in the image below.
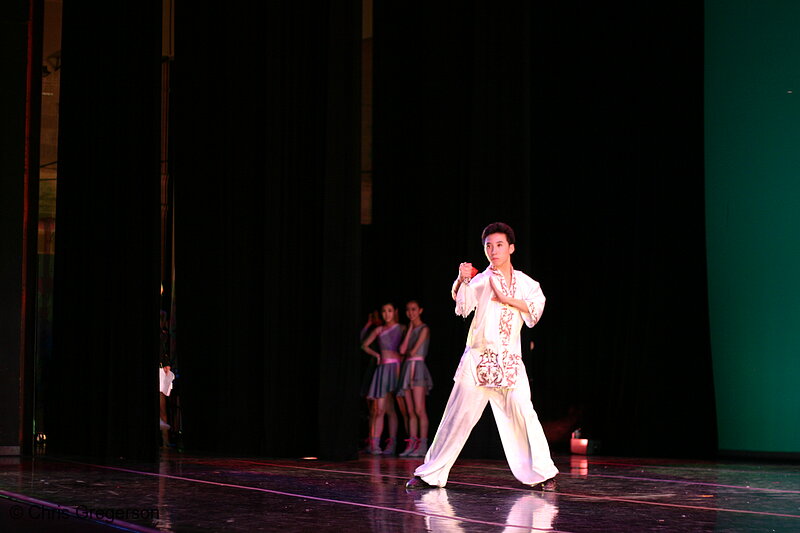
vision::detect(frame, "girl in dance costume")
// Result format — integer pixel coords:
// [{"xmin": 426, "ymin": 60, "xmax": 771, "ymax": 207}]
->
[
  {"xmin": 358, "ymin": 310, "xmax": 382, "ymax": 452},
  {"xmin": 397, "ymin": 300, "xmax": 433, "ymax": 457},
  {"xmin": 362, "ymin": 302, "xmax": 406, "ymax": 455}
]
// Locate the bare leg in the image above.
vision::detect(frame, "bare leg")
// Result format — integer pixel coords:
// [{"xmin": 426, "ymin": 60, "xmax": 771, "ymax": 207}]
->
[
  {"xmin": 404, "ymin": 394, "xmax": 419, "ymax": 439},
  {"xmin": 385, "ymin": 394, "xmax": 398, "ymax": 441},
  {"xmin": 412, "ymin": 386, "xmax": 429, "ymax": 440},
  {"xmin": 379, "ymin": 394, "xmax": 398, "ymax": 454},
  {"xmin": 396, "ymin": 394, "xmax": 410, "ymax": 435},
  {"xmin": 360, "ymin": 398, "xmax": 376, "ymax": 451},
  {"xmin": 364, "ymin": 398, "xmax": 382, "ymax": 454},
  {"xmin": 399, "ymin": 393, "xmax": 419, "ymax": 456},
  {"xmin": 408, "ymin": 386, "xmax": 429, "ymax": 456},
  {"xmin": 372, "ymin": 397, "xmax": 386, "ymax": 443},
  {"xmin": 367, "ymin": 398, "xmax": 377, "ymax": 436}
]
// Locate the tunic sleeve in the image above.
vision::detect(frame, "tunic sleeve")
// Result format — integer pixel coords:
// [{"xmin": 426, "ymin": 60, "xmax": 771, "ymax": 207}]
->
[
  {"xmin": 454, "ymin": 278, "xmax": 479, "ymax": 318},
  {"xmin": 520, "ymin": 278, "xmax": 546, "ymax": 328}
]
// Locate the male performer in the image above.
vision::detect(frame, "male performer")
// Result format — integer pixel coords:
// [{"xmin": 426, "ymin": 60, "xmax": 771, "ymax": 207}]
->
[{"xmin": 406, "ymin": 222, "xmax": 558, "ymax": 490}]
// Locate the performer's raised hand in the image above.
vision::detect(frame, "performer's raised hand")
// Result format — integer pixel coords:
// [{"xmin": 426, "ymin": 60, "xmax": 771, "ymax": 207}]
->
[
  {"xmin": 459, "ymin": 262, "xmax": 474, "ymax": 281},
  {"xmin": 489, "ymin": 275, "xmax": 507, "ymax": 304}
]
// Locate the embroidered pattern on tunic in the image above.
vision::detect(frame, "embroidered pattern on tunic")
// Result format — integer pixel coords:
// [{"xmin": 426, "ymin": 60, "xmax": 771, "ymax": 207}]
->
[
  {"xmin": 499, "ymin": 307, "xmax": 514, "ymax": 343},
  {"xmin": 476, "ymin": 349, "xmax": 504, "ymax": 387},
  {"xmin": 497, "ymin": 268, "xmax": 516, "ymax": 346},
  {"xmin": 525, "ymin": 300, "xmax": 538, "ymax": 322},
  {"xmin": 476, "ymin": 348, "xmax": 521, "ymax": 387},
  {"xmin": 501, "ymin": 349, "xmax": 521, "ymax": 387},
  {"xmin": 475, "ymin": 268, "xmax": 522, "ymax": 388}
]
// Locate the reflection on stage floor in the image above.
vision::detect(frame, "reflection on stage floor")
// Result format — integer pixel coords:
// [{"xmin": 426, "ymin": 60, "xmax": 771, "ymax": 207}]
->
[{"xmin": 0, "ymin": 452, "xmax": 798, "ymax": 532}]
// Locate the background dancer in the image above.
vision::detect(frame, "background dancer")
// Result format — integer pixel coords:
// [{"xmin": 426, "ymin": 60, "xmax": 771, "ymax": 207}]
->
[
  {"xmin": 362, "ymin": 302, "xmax": 406, "ymax": 455},
  {"xmin": 397, "ymin": 299, "xmax": 433, "ymax": 457}
]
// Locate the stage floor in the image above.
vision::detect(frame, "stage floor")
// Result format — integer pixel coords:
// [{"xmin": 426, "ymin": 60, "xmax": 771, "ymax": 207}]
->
[{"xmin": 0, "ymin": 452, "xmax": 798, "ymax": 532}]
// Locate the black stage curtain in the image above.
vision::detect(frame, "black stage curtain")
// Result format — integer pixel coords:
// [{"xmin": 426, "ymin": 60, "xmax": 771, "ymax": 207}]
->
[
  {"xmin": 174, "ymin": 1, "xmax": 362, "ymax": 459},
  {"xmin": 0, "ymin": 0, "xmax": 41, "ymax": 456},
  {"xmin": 42, "ymin": 1, "xmax": 713, "ymax": 461},
  {"xmin": 531, "ymin": 2, "xmax": 715, "ymax": 457},
  {"xmin": 47, "ymin": 2, "xmax": 162, "ymax": 460},
  {"xmin": 366, "ymin": 1, "xmax": 538, "ymax": 458},
  {"xmin": 367, "ymin": 2, "xmax": 715, "ymax": 458}
]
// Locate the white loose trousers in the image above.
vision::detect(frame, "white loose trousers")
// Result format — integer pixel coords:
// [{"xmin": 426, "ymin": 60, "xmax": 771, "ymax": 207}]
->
[{"xmin": 414, "ymin": 369, "xmax": 558, "ymax": 487}]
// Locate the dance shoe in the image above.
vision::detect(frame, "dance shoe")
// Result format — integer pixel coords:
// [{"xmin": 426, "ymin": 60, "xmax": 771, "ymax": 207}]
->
[
  {"xmin": 366, "ymin": 437, "xmax": 382, "ymax": 455},
  {"xmin": 398, "ymin": 438, "xmax": 418, "ymax": 457},
  {"xmin": 409, "ymin": 438, "xmax": 428, "ymax": 457},
  {"xmin": 530, "ymin": 477, "xmax": 557, "ymax": 492},
  {"xmin": 381, "ymin": 437, "xmax": 396, "ymax": 455},
  {"xmin": 405, "ymin": 476, "xmax": 436, "ymax": 490}
]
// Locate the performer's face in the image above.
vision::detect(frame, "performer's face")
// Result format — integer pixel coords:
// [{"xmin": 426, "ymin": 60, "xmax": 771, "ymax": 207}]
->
[
  {"xmin": 406, "ymin": 302, "xmax": 422, "ymax": 322},
  {"xmin": 381, "ymin": 304, "xmax": 396, "ymax": 323},
  {"xmin": 484, "ymin": 233, "xmax": 514, "ymax": 268}
]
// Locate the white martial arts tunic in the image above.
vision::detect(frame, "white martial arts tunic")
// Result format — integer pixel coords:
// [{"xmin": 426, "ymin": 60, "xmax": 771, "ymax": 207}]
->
[{"xmin": 414, "ymin": 266, "xmax": 559, "ymax": 487}]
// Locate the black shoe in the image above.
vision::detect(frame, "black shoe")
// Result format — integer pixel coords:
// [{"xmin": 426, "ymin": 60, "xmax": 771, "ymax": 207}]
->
[
  {"xmin": 530, "ymin": 477, "xmax": 557, "ymax": 492},
  {"xmin": 405, "ymin": 476, "xmax": 435, "ymax": 490}
]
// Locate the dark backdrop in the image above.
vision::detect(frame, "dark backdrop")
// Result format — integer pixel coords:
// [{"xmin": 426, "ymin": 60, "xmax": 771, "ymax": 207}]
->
[
  {"xmin": 43, "ymin": 1, "xmax": 715, "ymax": 460},
  {"xmin": 365, "ymin": 1, "xmax": 714, "ymax": 458},
  {"xmin": 173, "ymin": 1, "xmax": 363, "ymax": 459},
  {"xmin": 532, "ymin": 2, "xmax": 713, "ymax": 457},
  {"xmin": 46, "ymin": 1, "xmax": 162, "ymax": 460},
  {"xmin": 0, "ymin": 0, "xmax": 40, "ymax": 456}
]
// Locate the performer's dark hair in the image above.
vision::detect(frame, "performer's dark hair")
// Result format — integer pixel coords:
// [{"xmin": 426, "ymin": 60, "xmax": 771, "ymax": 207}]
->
[{"xmin": 481, "ymin": 222, "xmax": 516, "ymax": 245}]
